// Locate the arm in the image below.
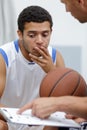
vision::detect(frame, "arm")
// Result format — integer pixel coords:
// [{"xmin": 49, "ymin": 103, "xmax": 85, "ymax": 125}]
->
[
  {"xmin": 0, "ymin": 54, "xmax": 6, "ymax": 100},
  {"xmin": 18, "ymin": 96, "xmax": 87, "ymax": 120},
  {"xmin": 0, "ymin": 54, "xmax": 7, "ymax": 118},
  {"xmin": 0, "ymin": 54, "xmax": 8, "ymax": 130},
  {"xmin": 55, "ymin": 50, "xmax": 65, "ymax": 67},
  {"xmin": 57, "ymin": 96, "xmax": 87, "ymax": 120}
]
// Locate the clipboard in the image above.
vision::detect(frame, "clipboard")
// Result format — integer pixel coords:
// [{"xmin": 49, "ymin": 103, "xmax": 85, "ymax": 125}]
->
[{"xmin": 0, "ymin": 107, "xmax": 80, "ymax": 128}]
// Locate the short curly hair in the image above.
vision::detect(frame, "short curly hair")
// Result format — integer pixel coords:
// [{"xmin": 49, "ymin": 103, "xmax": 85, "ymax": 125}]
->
[{"xmin": 17, "ymin": 5, "xmax": 53, "ymax": 33}]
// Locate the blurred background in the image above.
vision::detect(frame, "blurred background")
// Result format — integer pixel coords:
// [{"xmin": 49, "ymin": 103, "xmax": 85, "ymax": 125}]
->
[{"xmin": 0, "ymin": 0, "xmax": 87, "ymax": 81}]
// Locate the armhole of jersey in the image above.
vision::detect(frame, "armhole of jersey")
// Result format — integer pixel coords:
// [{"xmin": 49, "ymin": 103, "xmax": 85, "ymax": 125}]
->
[
  {"xmin": 52, "ymin": 48, "xmax": 56, "ymax": 63},
  {"xmin": 0, "ymin": 48, "xmax": 8, "ymax": 67},
  {"xmin": 14, "ymin": 39, "xmax": 19, "ymax": 53}
]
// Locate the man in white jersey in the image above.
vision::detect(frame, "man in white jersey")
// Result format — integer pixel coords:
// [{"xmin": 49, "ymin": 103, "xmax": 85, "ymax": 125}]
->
[
  {"xmin": 18, "ymin": 1, "xmax": 87, "ymax": 130},
  {"xmin": 0, "ymin": 5, "xmax": 65, "ymax": 130}
]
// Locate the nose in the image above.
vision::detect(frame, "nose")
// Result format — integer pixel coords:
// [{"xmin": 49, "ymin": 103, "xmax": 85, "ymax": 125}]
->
[{"xmin": 35, "ymin": 35, "xmax": 43, "ymax": 45}]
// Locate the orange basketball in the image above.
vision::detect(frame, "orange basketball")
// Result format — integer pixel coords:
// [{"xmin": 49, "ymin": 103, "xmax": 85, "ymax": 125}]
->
[{"xmin": 40, "ymin": 68, "xmax": 87, "ymax": 97}]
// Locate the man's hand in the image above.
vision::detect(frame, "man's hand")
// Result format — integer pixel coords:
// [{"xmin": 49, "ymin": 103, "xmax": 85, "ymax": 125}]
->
[
  {"xmin": 29, "ymin": 46, "xmax": 55, "ymax": 73},
  {"xmin": 18, "ymin": 97, "xmax": 57, "ymax": 119},
  {"xmin": 65, "ymin": 114, "xmax": 86, "ymax": 123}
]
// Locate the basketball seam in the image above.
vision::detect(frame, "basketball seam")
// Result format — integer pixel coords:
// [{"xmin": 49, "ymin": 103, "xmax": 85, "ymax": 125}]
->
[
  {"xmin": 71, "ymin": 75, "xmax": 81, "ymax": 95},
  {"xmin": 48, "ymin": 70, "xmax": 73, "ymax": 96}
]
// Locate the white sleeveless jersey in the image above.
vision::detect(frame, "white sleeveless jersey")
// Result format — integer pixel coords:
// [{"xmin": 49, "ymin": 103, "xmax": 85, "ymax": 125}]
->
[{"xmin": 0, "ymin": 40, "xmax": 56, "ymax": 130}]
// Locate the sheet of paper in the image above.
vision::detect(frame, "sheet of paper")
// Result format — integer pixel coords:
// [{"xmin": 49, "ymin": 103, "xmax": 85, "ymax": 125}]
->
[{"xmin": 0, "ymin": 108, "xmax": 80, "ymax": 128}]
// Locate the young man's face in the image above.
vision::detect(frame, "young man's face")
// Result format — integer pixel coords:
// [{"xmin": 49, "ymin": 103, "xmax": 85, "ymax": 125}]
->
[
  {"xmin": 60, "ymin": 0, "xmax": 87, "ymax": 23},
  {"xmin": 18, "ymin": 21, "xmax": 52, "ymax": 57}
]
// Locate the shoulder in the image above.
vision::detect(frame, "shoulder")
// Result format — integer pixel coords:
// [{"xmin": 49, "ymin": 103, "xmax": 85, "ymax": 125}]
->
[
  {"xmin": 0, "ymin": 40, "xmax": 18, "ymax": 67},
  {"xmin": 56, "ymin": 50, "xmax": 65, "ymax": 67}
]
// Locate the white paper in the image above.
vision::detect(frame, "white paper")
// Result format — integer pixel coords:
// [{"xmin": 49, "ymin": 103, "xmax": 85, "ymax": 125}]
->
[{"xmin": 0, "ymin": 108, "xmax": 80, "ymax": 128}]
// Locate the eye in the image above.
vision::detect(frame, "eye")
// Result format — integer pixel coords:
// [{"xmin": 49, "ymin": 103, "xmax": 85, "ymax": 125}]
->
[
  {"xmin": 28, "ymin": 33, "xmax": 36, "ymax": 38},
  {"xmin": 42, "ymin": 32, "xmax": 50, "ymax": 37}
]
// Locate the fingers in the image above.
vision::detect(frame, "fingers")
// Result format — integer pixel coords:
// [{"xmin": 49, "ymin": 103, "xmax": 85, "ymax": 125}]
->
[
  {"xmin": 30, "ymin": 46, "xmax": 50, "ymax": 60},
  {"xmin": 32, "ymin": 110, "xmax": 49, "ymax": 119},
  {"xmin": 29, "ymin": 53, "xmax": 44, "ymax": 63},
  {"xmin": 29, "ymin": 52, "xmax": 49, "ymax": 70},
  {"xmin": 74, "ymin": 118, "xmax": 86, "ymax": 123},
  {"xmin": 65, "ymin": 114, "xmax": 76, "ymax": 119},
  {"xmin": 35, "ymin": 46, "xmax": 49, "ymax": 57},
  {"xmin": 17, "ymin": 102, "xmax": 33, "ymax": 114},
  {"xmin": 65, "ymin": 114, "xmax": 86, "ymax": 123}
]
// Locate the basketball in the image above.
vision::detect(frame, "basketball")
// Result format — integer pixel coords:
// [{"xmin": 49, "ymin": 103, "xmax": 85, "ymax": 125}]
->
[{"xmin": 40, "ymin": 68, "xmax": 87, "ymax": 97}]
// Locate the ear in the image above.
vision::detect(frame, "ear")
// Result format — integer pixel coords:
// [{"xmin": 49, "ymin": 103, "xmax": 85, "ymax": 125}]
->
[{"xmin": 17, "ymin": 30, "xmax": 23, "ymax": 40}]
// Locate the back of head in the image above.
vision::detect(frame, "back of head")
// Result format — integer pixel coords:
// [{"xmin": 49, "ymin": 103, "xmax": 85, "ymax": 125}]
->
[{"xmin": 17, "ymin": 5, "xmax": 53, "ymax": 33}]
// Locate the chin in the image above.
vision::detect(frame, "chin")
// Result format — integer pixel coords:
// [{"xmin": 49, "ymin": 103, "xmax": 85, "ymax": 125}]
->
[
  {"xmin": 74, "ymin": 17, "xmax": 86, "ymax": 23},
  {"xmin": 78, "ymin": 19, "xmax": 86, "ymax": 23}
]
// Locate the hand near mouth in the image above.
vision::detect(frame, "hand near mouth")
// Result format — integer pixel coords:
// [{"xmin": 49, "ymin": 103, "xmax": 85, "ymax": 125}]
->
[{"xmin": 29, "ymin": 46, "xmax": 55, "ymax": 73}]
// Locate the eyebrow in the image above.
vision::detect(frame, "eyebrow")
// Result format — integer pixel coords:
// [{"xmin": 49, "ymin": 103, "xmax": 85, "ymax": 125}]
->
[{"xmin": 27, "ymin": 30, "xmax": 50, "ymax": 34}]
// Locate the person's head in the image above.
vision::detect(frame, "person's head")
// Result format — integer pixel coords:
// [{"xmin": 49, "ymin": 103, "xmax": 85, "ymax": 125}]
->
[
  {"xmin": 17, "ymin": 5, "xmax": 53, "ymax": 33},
  {"xmin": 17, "ymin": 6, "xmax": 53, "ymax": 57},
  {"xmin": 60, "ymin": 0, "xmax": 87, "ymax": 23}
]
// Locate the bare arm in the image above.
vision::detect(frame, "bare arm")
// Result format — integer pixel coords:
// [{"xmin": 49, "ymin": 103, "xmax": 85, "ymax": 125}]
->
[
  {"xmin": 0, "ymin": 54, "xmax": 6, "ymax": 99},
  {"xmin": 0, "ymin": 55, "xmax": 8, "ymax": 130},
  {"xmin": 57, "ymin": 96, "xmax": 87, "ymax": 120},
  {"xmin": 56, "ymin": 50, "xmax": 65, "ymax": 67},
  {"xmin": 0, "ymin": 54, "xmax": 7, "ymax": 120},
  {"xmin": 18, "ymin": 96, "xmax": 87, "ymax": 120}
]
